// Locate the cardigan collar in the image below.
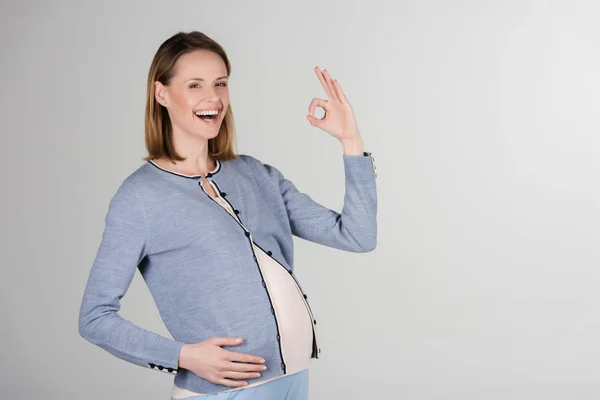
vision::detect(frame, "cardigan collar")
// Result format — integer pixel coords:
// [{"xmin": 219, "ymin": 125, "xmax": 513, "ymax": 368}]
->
[{"xmin": 148, "ymin": 158, "xmax": 221, "ymax": 179}]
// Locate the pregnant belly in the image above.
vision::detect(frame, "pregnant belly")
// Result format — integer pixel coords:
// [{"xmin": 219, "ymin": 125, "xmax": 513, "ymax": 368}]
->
[
  {"xmin": 255, "ymin": 244, "xmax": 313, "ymax": 373},
  {"xmin": 209, "ymin": 194, "xmax": 314, "ymax": 372}
]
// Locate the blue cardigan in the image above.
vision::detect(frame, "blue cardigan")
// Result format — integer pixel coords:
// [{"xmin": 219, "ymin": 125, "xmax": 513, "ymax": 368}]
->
[{"xmin": 78, "ymin": 151, "xmax": 378, "ymax": 394}]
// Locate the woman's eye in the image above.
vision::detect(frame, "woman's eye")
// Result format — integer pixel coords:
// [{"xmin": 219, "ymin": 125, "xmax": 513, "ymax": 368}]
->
[{"xmin": 189, "ymin": 83, "xmax": 226, "ymax": 88}]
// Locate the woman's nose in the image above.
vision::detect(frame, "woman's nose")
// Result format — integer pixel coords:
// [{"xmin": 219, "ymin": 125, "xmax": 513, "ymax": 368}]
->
[
  {"xmin": 204, "ymin": 86, "xmax": 220, "ymax": 99},
  {"xmin": 205, "ymin": 93, "xmax": 220, "ymax": 103}
]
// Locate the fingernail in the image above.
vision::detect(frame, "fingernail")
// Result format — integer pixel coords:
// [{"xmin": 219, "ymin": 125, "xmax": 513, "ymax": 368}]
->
[{"xmin": 261, "ymin": 365, "xmax": 267, "ymax": 370}]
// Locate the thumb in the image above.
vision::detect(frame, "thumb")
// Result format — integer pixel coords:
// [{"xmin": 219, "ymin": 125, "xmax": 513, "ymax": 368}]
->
[
  {"xmin": 306, "ymin": 114, "xmax": 324, "ymax": 128},
  {"xmin": 211, "ymin": 337, "xmax": 243, "ymax": 347}
]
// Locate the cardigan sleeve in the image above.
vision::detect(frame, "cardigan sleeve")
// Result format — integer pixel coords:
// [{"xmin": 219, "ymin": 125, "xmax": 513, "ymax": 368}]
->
[
  {"xmin": 262, "ymin": 152, "xmax": 378, "ymax": 252},
  {"xmin": 78, "ymin": 179, "xmax": 185, "ymax": 375}
]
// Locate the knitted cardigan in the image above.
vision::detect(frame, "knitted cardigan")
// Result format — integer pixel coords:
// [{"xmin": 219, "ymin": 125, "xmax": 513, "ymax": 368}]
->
[{"xmin": 78, "ymin": 151, "xmax": 378, "ymax": 394}]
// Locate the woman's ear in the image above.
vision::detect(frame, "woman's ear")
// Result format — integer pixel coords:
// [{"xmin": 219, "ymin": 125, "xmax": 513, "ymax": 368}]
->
[{"xmin": 154, "ymin": 81, "xmax": 169, "ymax": 107}]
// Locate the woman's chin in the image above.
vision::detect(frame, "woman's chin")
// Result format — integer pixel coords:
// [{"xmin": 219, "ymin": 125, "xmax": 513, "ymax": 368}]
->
[{"xmin": 192, "ymin": 124, "xmax": 222, "ymax": 139}]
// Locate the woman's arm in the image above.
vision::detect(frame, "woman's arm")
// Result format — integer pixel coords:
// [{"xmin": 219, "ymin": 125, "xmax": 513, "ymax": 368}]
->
[
  {"xmin": 262, "ymin": 66, "xmax": 378, "ymax": 252},
  {"xmin": 78, "ymin": 179, "xmax": 185, "ymax": 375},
  {"xmin": 262, "ymin": 151, "xmax": 377, "ymax": 252}
]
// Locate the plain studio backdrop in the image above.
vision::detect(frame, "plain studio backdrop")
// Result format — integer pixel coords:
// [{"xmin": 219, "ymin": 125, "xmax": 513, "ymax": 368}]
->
[{"xmin": 1, "ymin": 0, "xmax": 599, "ymax": 399}]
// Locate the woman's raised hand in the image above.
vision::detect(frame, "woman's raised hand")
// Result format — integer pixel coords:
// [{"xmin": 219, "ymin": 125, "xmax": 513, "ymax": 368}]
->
[
  {"xmin": 306, "ymin": 66, "xmax": 361, "ymax": 142},
  {"xmin": 178, "ymin": 337, "xmax": 267, "ymax": 387}
]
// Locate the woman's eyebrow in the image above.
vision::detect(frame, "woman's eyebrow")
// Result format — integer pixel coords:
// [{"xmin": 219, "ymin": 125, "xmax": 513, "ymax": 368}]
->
[{"xmin": 186, "ymin": 76, "xmax": 228, "ymax": 82}]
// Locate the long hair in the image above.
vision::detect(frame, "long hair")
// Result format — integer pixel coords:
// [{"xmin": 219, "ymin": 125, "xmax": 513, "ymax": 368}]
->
[{"xmin": 142, "ymin": 31, "xmax": 237, "ymax": 162}]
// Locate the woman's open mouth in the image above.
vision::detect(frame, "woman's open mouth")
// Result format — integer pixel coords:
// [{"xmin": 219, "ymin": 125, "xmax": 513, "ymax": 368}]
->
[{"xmin": 194, "ymin": 109, "xmax": 221, "ymax": 124}]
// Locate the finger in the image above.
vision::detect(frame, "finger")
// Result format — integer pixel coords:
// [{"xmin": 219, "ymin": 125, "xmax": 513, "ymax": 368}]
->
[
  {"xmin": 225, "ymin": 361, "xmax": 268, "ymax": 372},
  {"xmin": 322, "ymin": 69, "xmax": 339, "ymax": 102},
  {"xmin": 333, "ymin": 79, "xmax": 349, "ymax": 105},
  {"xmin": 314, "ymin": 66, "xmax": 336, "ymax": 100},
  {"xmin": 210, "ymin": 337, "xmax": 244, "ymax": 346},
  {"xmin": 306, "ymin": 114, "xmax": 326, "ymax": 130},
  {"xmin": 308, "ymin": 97, "xmax": 327, "ymax": 117},
  {"xmin": 218, "ymin": 378, "xmax": 249, "ymax": 387},
  {"xmin": 223, "ymin": 370, "xmax": 262, "ymax": 380},
  {"xmin": 224, "ymin": 350, "xmax": 266, "ymax": 365}
]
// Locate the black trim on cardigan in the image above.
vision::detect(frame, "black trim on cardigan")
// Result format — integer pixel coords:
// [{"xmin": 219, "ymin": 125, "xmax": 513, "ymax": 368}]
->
[{"xmin": 147, "ymin": 158, "xmax": 221, "ymax": 179}]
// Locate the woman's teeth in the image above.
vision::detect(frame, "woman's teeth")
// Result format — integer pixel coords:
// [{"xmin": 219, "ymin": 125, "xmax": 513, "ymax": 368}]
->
[{"xmin": 195, "ymin": 110, "xmax": 219, "ymax": 120}]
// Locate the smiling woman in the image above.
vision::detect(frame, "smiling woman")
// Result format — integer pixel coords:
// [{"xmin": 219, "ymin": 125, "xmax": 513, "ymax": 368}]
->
[
  {"xmin": 78, "ymin": 30, "xmax": 377, "ymax": 400},
  {"xmin": 144, "ymin": 38, "xmax": 235, "ymax": 165}
]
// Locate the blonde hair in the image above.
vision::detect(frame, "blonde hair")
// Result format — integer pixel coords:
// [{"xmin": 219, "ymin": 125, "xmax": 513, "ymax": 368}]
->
[{"xmin": 142, "ymin": 31, "xmax": 237, "ymax": 162}]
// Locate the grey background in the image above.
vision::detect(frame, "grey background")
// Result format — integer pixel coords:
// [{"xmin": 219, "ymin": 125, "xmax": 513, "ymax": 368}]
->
[{"xmin": 1, "ymin": 0, "xmax": 599, "ymax": 399}]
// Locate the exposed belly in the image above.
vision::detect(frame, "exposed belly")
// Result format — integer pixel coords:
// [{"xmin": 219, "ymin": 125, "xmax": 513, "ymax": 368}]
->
[{"xmin": 255, "ymin": 242, "xmax": 313, "ymax": 373}]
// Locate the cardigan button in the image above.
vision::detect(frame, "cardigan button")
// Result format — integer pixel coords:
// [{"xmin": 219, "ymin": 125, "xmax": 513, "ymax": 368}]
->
[
  {"xmin": 245, "ymin": 231, "xmax": 250, "ymax": 237},
  {"xmin": 234, "ymin": 209, "xmax": 240, "ymax": 214},
  {"xmin": 276, "ymin": 334, "xmax": 280, "ymax": 341},
  {"xmin": 267, "ymin": 251, "xmax": 272, "ymax": 256},
  {"xmin": 149, "ymin": 363, "xmax": 156, "ymax": 368},
  {"xmin": 281, "ymin": 362, "xmax": 286, "ymax": 370},
  {"xmin": 262, "ymin": 280, "xmax": 266, "ymax": 288},
  {"xmin": 206, "ymin": 173, "xmax": 212, "ymax": 178},
  {"xmin": 313, "ymin": 319, "xmax": 317, "ymax": 325},
  {"xmin": 287, "ymin": 269, "xmax": 293, "ymax": 274},
  {"xmin": 270, "ymin": 307, "xmax": 275, "ymax": 315},
  {"xmin": 220, "ymin": 192, "xmax": 226, "ymax": 197},
  {"xmin": 303, "ymin": 294, "xmax": 307, "ymax": 299}
]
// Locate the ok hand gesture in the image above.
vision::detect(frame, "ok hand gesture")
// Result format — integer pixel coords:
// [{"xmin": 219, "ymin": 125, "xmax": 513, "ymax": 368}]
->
[{"xmin": 306, "ymin": 67, "xmax": 362, "ymax": 146}]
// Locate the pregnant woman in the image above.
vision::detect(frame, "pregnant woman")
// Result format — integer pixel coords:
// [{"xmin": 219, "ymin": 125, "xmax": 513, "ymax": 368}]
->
[{"xmin": 78, "ymin": 31, "xmax": 378, "ymax": 399}]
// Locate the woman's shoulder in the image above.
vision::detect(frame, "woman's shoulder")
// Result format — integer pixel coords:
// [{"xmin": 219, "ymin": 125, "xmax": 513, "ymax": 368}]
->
[
  {"xmin": 123, "ymin": 160, "xmax": 157, "ymax": 185},
  {"xmin": 100, "ymin": 161, "xmax": 164, "ymax": 206},
  {"xmin": 230, "ymin": 153, "xmax": 274, "ymax": 176},
  {"xmin": 234, "ymin": 153, "xmax": 263, "ymax": 168},
  {"xmin": 233, "ymin": 154, "xmax": 290, "ymax": 184},
  {"xmin": 234, "ymin": 153, "xmax": 283, "ymax": 173}
]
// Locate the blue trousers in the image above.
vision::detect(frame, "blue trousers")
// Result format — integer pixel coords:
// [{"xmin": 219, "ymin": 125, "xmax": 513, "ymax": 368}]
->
[{"xmin": 172, "ymin": 369, "xmax": 309, "ymax": 400}]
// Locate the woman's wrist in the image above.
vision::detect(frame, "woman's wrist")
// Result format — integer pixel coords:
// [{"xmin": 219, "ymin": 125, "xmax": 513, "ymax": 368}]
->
[
  {"xmin": 178, "ymin": 343, "xmax": 190, "ymax": 369},
  {"xmin": 340, "ymin": 135, "xmax": 364, "ymax": 156}
]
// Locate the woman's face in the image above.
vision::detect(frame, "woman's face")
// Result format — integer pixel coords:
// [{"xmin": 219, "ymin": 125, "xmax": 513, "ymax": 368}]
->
[{"xmin": 155, "ymin": 49, "xmax": 229, "ymax": 140}]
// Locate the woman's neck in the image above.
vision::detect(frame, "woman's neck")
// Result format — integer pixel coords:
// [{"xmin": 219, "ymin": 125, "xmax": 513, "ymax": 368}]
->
[{"xmin": 152, "ymin": 156, "xmax": 216, "ymax": 176}]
